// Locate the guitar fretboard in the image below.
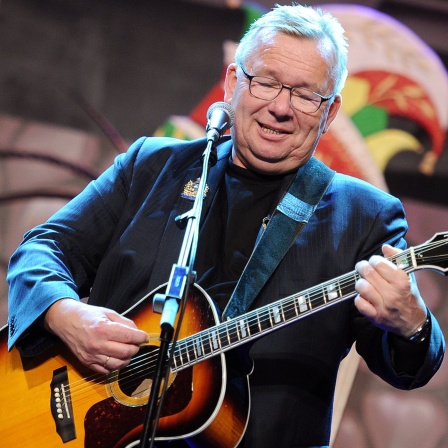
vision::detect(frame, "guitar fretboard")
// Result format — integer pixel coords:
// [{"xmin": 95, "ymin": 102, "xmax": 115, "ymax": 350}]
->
[{"xmin": 170, "ymin": 249, "xmax": 416, "ymax": 372}]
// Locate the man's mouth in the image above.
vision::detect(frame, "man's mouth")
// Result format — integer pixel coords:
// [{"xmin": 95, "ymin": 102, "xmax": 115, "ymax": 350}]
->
[{"xmin": 261, "ymin": 125, "xmax": 282, "ymax": 135}]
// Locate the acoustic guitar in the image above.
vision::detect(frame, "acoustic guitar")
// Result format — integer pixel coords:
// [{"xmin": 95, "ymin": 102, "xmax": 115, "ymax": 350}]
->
[{"xmin": 1, "ymin": 232, "xmax": 447, "ymax": 447}]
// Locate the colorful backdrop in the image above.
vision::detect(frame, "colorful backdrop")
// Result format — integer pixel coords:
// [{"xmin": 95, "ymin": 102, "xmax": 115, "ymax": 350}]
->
[{"xmin": 0, "ymin": 1, "xmax": 447, "ymax": 446}]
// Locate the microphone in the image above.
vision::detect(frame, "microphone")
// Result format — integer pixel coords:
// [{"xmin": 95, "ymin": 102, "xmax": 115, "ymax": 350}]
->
[{"xmin": 206, "ymin": 102, "xmax": 235, "ymax": 144}]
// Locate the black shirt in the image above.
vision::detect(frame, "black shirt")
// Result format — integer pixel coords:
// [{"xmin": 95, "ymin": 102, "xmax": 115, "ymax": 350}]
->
[{"xmin": 196, "ymin": 158, "xmax": 291, "ymax": 313}]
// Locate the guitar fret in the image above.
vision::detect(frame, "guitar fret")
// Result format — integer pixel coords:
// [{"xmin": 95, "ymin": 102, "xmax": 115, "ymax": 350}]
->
[
  {"xmin": 200, "ymin": 332, "xmax": 212, "ymax": 357},
  {"xmin": 235, "ymin": 320, "xmax": 243, "ymax": 341},
  {"xmin": 339, "ymin": 273, "xmax": 358, "ymax": 297},
  {"xmin": 258, "ymin": 309, "xmax": 272, "ymax": 332},
  {"xmin": 172, "ymin": 344, "xmax": 181, "ymax": 368},
  {"xmin": 171, "ymin": 353, "xmax": 178, "ymax": 370},
  {"xmin": 321, "ymin": 285, "xmax": 328, "ymax": 305},
  {"xmin": 337, "ymin": 280, "xmax": 343, "ymax": 299},
  {"xmin": 185, "ymin": 342, "xmax": 192, "ymax": 364},
  {"xmin": 282, "ymin": 299, "xmax": 297, "ymax": 322},
  {"xmin": 174, "ymin": 343, "xmax": 182, "ymax": 366},
  {"xmin": 226, "ymin": 321, "xmax": 240, "ymax": 345},
  {"xmin": 210, "ymin": 329, "xmax": 220, "ymax": 353},
  {"xmin": 219, "ymin": 325, "xmax": 231, "ymax": 348},
  {"xmin": 178, "ymin": 340, "xmax": 191, "ymax": 365},
  {"xmin": 248, "ymin": 312, "xmax": 261, "ymax": 336},
  {"xmin": 184, "ymin": 336, "xmax": 200, "ymax": 365},
  {"xmin": 233, "ymin": 318, "xmax": 249, "ymax": 341}
]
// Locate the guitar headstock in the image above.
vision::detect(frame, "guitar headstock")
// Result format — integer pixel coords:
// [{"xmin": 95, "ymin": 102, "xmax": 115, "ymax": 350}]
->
[{"xmin": 413, "ymin": 232, "xmax": 448, "ymax": 275}]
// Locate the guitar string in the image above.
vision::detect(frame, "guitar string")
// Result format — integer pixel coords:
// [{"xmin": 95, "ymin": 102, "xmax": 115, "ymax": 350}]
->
[
  {"xmin": 64, "ymin": 240, "xmax": 448, "ymax": 406},
  {"xmin": 65, "ymin": 242, "xmax": 448, "ymax": 404},
  {"xmin": 64, "ymin": 270, "xmax": 372, "ymax": 402},
  {"xmin": 65, "ymin": 245, "xmax": 439, "ymax": 403},
  {"xmin": 66, "ymin": 249, "xmax": 448, "ymax": 410},
  {"xmin": 130, "ymin": 243, "xmax": 447, "ymax": 384}
]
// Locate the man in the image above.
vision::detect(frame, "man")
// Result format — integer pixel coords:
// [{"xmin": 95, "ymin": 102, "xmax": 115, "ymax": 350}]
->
[{"xmin": 7, "ymin": 4, "xmax": 445, "ymax": 448}]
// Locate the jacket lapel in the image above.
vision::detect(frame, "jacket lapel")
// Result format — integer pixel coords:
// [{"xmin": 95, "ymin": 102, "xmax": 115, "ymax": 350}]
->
[{"xmin": 147, "ymin": 139, "xmax": 232, "ymax": 291}]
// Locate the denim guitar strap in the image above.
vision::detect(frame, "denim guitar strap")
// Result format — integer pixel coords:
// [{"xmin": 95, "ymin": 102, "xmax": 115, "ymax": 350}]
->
[{"xmin": 222, "ymin": 157, "xmax": 335, "ymax": 320}]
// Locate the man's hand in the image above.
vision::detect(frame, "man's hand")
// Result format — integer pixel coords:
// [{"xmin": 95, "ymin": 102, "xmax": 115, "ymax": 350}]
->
[
  {"xmin": 354, "ymin": 244, "xmax": 428, "ymax": 339},
  {"xmin": 44, "ymin": 299, "xmax": 149, "ymax": 373}
]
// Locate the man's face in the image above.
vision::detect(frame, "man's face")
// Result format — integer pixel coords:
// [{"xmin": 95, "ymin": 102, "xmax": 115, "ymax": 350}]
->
[{"xmin": 224, "ymin": 32, "xmax": 341, "ymax": 175}]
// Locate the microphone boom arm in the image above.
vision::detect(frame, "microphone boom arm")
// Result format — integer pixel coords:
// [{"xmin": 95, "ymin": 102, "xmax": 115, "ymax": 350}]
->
[{"xmin": 138, "ymin": 103, "xmax": 233, "ymax": 448}]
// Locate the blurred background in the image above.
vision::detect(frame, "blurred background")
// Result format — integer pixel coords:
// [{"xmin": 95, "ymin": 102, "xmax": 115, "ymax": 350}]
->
[{"xmin": 0, "ymin": 0, "xmax": 447, "ymax": 446}]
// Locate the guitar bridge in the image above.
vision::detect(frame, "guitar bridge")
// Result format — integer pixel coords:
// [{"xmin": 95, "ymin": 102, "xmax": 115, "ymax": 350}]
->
[{"xmin": 50, "ymin": 366, "xmax": 76, "ymax": 443}]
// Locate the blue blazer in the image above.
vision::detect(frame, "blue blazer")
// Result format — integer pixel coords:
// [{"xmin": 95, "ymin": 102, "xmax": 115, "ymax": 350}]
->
[{"xmin": 7, "ymin": 136, "xmax": 445, "ymax": 447}]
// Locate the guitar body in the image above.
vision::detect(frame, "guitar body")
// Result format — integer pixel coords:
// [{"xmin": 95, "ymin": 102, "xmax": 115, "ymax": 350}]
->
[{"xmin": 0, "ymin": 284, "xmax": 250, "ymax": 448}]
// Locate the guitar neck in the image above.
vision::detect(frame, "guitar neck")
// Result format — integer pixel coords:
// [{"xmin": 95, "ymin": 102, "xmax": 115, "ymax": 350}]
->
[
  {"xmin": 171, "ymin": 247, "xmax": 413, "ymax": 372},
  {"xmin": 171, "ymin": 232, "xmax": 448, "ymax": 372}
]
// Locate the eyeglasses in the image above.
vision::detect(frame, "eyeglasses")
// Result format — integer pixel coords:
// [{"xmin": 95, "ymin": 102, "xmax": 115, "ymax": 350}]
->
[{"xmin": 240, "ymin": 65, "xmax": 333, "ymax": 114}]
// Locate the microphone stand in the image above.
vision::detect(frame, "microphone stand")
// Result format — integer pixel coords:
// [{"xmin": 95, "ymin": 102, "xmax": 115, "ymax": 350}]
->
[{"xmin": 138, "ymin": 138, "xmax": 217, "ymax": 448}]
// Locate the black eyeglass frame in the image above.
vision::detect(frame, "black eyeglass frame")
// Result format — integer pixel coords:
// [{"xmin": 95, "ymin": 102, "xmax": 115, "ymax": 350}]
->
[{"xmin": 239, "ymin": 65, "xmax": 334, "ymax": 113}]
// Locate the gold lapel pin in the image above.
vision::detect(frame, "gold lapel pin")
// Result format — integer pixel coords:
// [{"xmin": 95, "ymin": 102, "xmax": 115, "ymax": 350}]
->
[{"xmin": 181, "ymin": 178, "xmax": 209, "ymax": 201}]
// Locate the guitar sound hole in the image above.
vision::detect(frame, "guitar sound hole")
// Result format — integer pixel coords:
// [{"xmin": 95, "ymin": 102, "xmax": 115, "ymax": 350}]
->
[{"xmin": 117, "ymin": 345, "xmax": 158, "ymax": 398}]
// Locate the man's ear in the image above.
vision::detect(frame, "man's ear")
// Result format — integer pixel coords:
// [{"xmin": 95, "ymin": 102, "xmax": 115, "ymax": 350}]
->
[
  {"xmin": 323, "ymin": 94, "xmax": 342, "ymax": 133},
  {"xmin": 224, "ymin": 63, "xmax": 238, "ymax": 102}
]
